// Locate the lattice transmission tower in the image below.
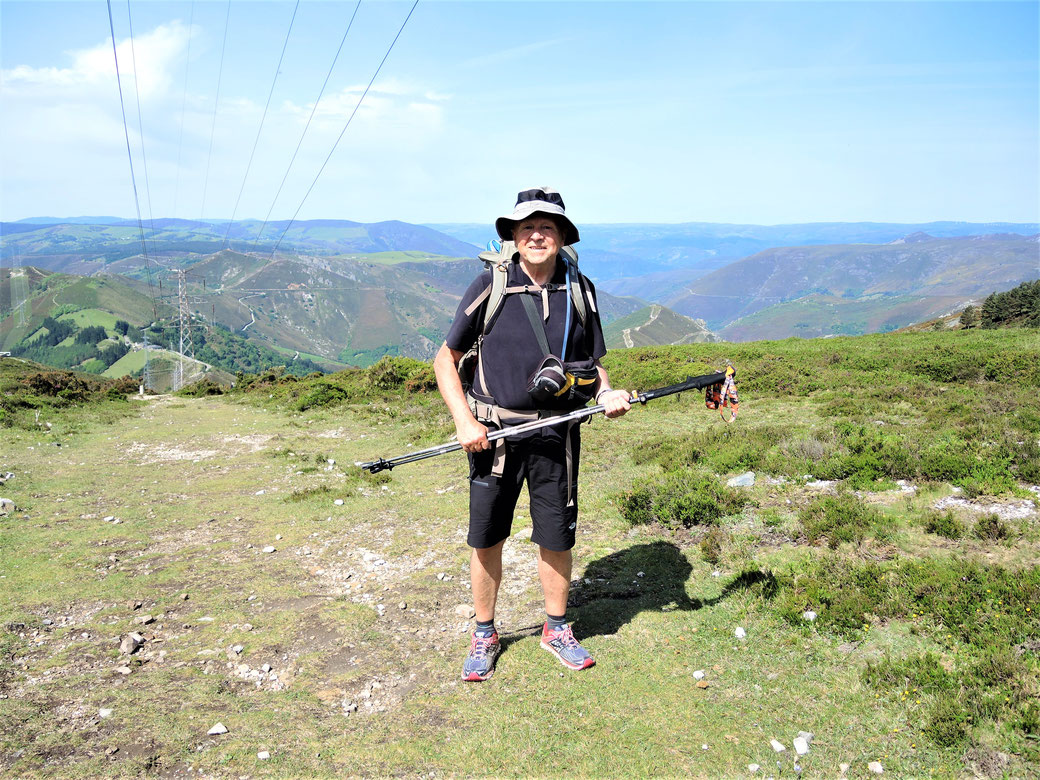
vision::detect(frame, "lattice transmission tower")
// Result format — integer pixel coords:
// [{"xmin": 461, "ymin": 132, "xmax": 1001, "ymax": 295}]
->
[{"xmin": 173, "ymin": 270, "xmax": 197, "ymax": 392}]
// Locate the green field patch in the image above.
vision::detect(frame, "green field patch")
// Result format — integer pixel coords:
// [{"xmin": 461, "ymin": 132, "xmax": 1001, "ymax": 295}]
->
[{"xmin": 56, "ymin": 308, "xmax": 122, "ymax": 332}]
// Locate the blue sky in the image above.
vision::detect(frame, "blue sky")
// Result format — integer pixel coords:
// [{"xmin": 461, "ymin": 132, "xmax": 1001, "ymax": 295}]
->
[{"xmin": 1, "ymin": 1, "xmax": 1037, "ymax": 225}]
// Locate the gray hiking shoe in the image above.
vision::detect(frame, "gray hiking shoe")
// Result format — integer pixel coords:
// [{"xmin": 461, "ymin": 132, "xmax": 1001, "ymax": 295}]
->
[
  {"xmin": 540, "ymin": 622, "xmax": 595, "ymax": 670},
  {"xmin": 461, "ymin": 630, "xmax": 500, "ymax": 682}
]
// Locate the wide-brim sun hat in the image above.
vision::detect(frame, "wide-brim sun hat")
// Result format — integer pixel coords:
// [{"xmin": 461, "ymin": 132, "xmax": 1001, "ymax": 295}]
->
[{"xmin": 495, "ymin": 186, "xmax": 580, "ymax": 246}]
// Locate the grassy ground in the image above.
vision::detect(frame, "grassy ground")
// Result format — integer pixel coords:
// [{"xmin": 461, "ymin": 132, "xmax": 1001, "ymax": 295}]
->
[{"xmin": 0, "ymin": 331, "xmax": 1037, "ymax": 778}]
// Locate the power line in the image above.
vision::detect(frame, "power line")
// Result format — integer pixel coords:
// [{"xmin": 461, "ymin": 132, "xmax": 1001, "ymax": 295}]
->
[
  {"xmin": 250, "ymin": 0, "xmax": 362, "ymax": 252},
  {"xmin": 270, "ymin": 0, "xmax": 420, "ymax": 258},
  {"xmin": 172, "ymin": 0, "xmax": 196, "ymax": 217},
  {"xmin": 199, "ymin": 0, "xmax": 232, "ymax": 220},
  {"xmin": 222, "ymin": 0, "xmax": 301, "ymax": 249},
  {"xmin": 105, "ymin": 0, "xmax": 157, "ymax": 320},
  {"xmin": 126, "ymin": 0, "xmax": 157, "ymax": 258}
]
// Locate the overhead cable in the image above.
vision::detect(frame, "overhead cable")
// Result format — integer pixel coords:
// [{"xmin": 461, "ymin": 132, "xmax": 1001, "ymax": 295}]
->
[
  {"xmin": 199, "ymin": 0, "xmax": 232, "ymax": 220},
  {"xmin": 250, "ymin": 0, "xmax": 362, "ymax": 252},
  {"xmin": 270, "ymin": 0, "xmax": 420, "ymax": 258},
  {"xmin": 222, "ymin": 0, "xmax": 301, "ymax": 250},
  {"xmin": 126, "ymin": 0, "xmax": 157, "ymax": 258},
  {"xmin": 105, "ymin": 0, "xmax": 157, "ymax": 319}
]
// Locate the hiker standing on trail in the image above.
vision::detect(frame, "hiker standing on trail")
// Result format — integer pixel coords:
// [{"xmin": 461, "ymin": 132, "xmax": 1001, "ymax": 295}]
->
[{"xmin": 433, "ymin": 187, "xmax": 631, "ymax": 681}]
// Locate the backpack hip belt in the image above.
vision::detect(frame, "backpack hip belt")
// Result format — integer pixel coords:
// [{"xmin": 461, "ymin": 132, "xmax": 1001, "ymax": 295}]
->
[{"xmin": 467, "ymin": 394, "xmax": 580, "ymax": 508}]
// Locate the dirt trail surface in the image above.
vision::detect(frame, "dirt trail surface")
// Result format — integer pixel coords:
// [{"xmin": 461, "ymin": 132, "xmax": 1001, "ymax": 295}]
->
[
  {"xmin": 0, "ymin": 395, "xmax": 617, "ymax": 776},
  {"xmin": 1, "ymin": 394, "xmax": 1036, "ymax": 777}
]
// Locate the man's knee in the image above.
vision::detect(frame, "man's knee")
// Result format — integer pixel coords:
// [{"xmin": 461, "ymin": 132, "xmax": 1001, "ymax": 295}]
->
[{"xmin": 472, "ymin": 539, "xmax": 506, "ymax": 561}]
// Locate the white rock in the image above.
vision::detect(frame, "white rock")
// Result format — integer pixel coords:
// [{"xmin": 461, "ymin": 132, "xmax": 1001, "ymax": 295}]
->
[
  {"xmin": 701, "ymin": 744, "xmax": 709, "ymax": 750},
  {"xmin": 0, "ymin": 498, "xmax": 17, "ymax": 515},
  {"xmin": 334, "ymin": 499, "xmax": 344, "ymax": 506},
  {"xmin": 455, "ymin": 604, "xmax": 476, "ymax": 619},
  {"xmin": 255, "ymin": 490, "xmax": 265, "ymax": 496},
  {"xmin": 868, "ymin": 761, "xmax": 884, "ymax": 775},
  {"xmin": 119, "ymin": 633, "xmax": 144, "ymax": 655},
  {"xmin": 793, "ymin": 736, "xmax": 809, "ymax": 755},
  {"xmin": 208, "ymin": 722, "xmax": 228, "ymax": 735},
  {"xmin": 802, "ymin": 611, "xmax": 817, "ymax": 622},
  {"xmin": 840, "ymin": 763, "xmax": 850, "ymax": 775},
  {"xmin": 727, "ymin": 471, "xmax": 756, "ymax": 487},
  {"xmin": 693, "ymin": 670, "xmax": 706, "ymax": 680},
  {"xmin": 637, "ymin": 571, "xmax": 645, "ymax": 577},
  {"xmin": 261, "ymin": 663, "xmax": 272, "ymax": 673},
  {"xmin": 233, "ymin": 645, "xmax": 244, "ymax": 654},
  {"xmin": 797, "ymin": 731, "xmax": 814, "ymax": 744},
  {"xmin": 748, "ymin": 764, "xmax": 760, "ymax": 773},
  {"xmin": 735, "ymin": 627, "xmax": 747, "ymax": 639},
  {"xmin": 262, "ymin": 546, "xmax": 276, "ymax": 554},
  {"xmin": 257, "ymin": 751, "xmax": 270, "ymax": 760},
  {"xmin": 770, "ymin": 739, "xmax": 786, "ymax": 753},
  {"xmin": 275, "ymin": 534, "xmax": 282, "ymax": 541},
  {"xmin": 103, "ymin": 515, "xmax": 115, "ymax": 522},
  {"xmin": 99, "ymin": 708, "xmax": 113, "ymax": 718}
]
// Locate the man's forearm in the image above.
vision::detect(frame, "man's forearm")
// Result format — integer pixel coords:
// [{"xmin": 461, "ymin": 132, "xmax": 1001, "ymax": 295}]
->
[{"xmin": 434, "ymin": 344, "xmax": 477, "ymax": 425}]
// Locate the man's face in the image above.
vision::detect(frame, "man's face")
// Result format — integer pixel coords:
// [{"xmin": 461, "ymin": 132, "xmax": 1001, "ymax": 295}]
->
[{"xmin": 513, "ymin": 215, "xmax": 563, "ymax": 269}]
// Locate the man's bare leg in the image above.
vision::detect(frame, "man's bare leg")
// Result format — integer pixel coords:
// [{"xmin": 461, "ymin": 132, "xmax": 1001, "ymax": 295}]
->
[
  {"xmin": 537, "ymin": 546, "xmax": 572, "ymax": 616},
  {"xmin": 538, "ymin": 546, "xmax": 594, "ymax": 669},
  {"xmin": 471, "ymin": 540, "xmax": 506, "ymax": 621}
]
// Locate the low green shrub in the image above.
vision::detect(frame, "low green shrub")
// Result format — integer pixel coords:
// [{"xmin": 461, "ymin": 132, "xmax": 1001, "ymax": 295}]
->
[
  {"xmin": 285, "ymin": 485, "xmax": 334, "ymax": 503},
  {"xmin": 798, "ymin": 493, "xmax": 893, "ymax": 548},
  {"xmin": 923, "ymin": 510, "xmax": 963, "ymax": 539},
  {"xmin": 617, "ymin": 469, "xmax": 747, "ymax": 528},
  {"xmin": 293, "ymin": 382, "xmax": 351, "ymax": 411},
  {"xmin": 176, "ymin": 379, "xmax": 226, "ymax": 398},
  {"xmin": 974, "ymin": 513, "xmax": 1010, "ymax": 541},
  {"xmin": 862, "ymin": 652, "xmax": 956, "ymax": 694},
  {"xmin": 925, "ymin": 694, "xmax": 971, "ymax": 747},
  {"xmin": 773, "ymin": 555, "xmax": 1040, "ymax": 647},
  {"xmin": 700, "ymin": 528, "xmax": 727, "ymax": 564}
]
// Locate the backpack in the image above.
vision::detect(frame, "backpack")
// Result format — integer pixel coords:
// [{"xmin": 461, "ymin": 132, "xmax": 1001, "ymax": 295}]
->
[{"xmin": 457, "ymin": 241, "xmax": 597, "ymax": 396}]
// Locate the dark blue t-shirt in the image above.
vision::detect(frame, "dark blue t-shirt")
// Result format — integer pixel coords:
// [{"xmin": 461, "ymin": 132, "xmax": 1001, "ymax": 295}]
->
[{"xmin": 445, "ymin": 257, "xmax": 607, "ymax": 411}]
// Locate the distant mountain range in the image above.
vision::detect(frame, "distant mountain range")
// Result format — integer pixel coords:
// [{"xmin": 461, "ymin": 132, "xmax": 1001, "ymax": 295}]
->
[
  {"xmin": 431, "ymin": 220, "xmax": 1039, "ymax": 293},
  {"xmin": 2, "ymin": 216, "xmax": 1037, "ymax": 380},
  {"xmin": 0, "ymin": 218, "xmax": 479, "ymax": 265},
  {"xmin": 0, "ymin": 248, "xmax": 645, "ymax": 376},
  {"xmin": 663, "ymin": 232, "xmax": 1039, "ymax": 340}
]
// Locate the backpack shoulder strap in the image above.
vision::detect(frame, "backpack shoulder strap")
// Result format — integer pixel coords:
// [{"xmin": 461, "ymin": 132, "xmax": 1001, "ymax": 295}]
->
[
  {"xmin": 559, "ymin": 245, "xmax": 595, "ymax": 326},
  {"xmin": 476, "ymin": 240, "xmax": 516, "ymax": 333}
]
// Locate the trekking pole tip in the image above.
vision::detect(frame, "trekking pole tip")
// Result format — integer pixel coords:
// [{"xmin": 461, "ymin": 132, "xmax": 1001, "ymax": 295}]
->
[{"xmin": 360, "ymin": 458, "xmax": 393, "ymax": 474}]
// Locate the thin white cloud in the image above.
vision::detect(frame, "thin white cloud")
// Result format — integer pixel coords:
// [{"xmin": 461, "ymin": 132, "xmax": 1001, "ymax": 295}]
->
[
  {"xmin": 2, "ymin": 21, "xmax": 191, "ymax": 100},
  {"xmin": 457, "ymin": 36, "xmax": 571, "ymax": 69}
]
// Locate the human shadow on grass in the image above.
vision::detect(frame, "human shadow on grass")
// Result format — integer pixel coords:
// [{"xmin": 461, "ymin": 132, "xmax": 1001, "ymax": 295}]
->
[
  {"xmin": 568, "ymin": 540, "xmax": 777, "ymax": 640},
  {"xmin": 495, "ymin": 541, "xmax": 775, "ymax": 653}
]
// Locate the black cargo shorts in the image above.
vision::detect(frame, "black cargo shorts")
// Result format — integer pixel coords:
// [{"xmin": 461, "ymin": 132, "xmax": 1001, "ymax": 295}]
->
[{"xmin": 467, "ymin": 422, "xmax": 580, "ymax": 552}]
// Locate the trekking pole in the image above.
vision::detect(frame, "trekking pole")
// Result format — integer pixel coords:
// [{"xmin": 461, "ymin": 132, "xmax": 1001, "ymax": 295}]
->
[{"xmin": 359, "ymin": 371, "xmax": 727, "ymax": 474}]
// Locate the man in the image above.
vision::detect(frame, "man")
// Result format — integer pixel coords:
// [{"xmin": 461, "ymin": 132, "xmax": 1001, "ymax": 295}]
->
[{"xmin": 433, "ymin": 187, "xmax": 631, "ymax": 681}]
